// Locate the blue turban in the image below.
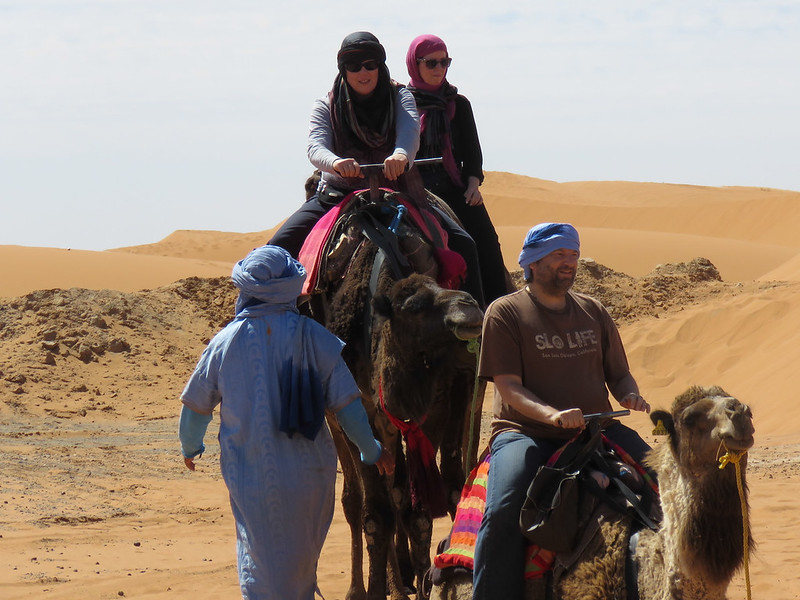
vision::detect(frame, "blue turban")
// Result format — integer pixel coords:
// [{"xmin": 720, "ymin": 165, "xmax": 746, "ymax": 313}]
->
[
  {"xmin": 231, "ymin": 245, "xmax": 307, "ymax": 314},
  {"xmin": 231, "ymin": 245, "xmax": 324, "ymax": 441},
  {"xmin": 518, "ymin": 223, "xmax": 580, "ymax": 279}
]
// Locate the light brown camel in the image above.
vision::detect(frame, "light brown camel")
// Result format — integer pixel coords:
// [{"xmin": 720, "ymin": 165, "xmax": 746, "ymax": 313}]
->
[
  {"xmin": 431, "ymin": 385, "xmax": 755, "ymax": 600},
  {"xmin": 307, "ymin": 189, "xmax": 486, "ymax": 600}
]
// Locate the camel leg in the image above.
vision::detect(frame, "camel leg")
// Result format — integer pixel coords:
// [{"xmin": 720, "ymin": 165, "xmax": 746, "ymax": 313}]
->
[
  {"xmin": 361, "ymin": 462, "xmax": 398, "ymax": 600},
  {"xmin": 328, "ymin": 417, "xmax": 368, "ymax": 600},
  {"xmin": 439, "ymin": 375, "xmax": 472, "ymax": 516},
  {"xmin": 393, "ymin": 527, "xmax": 415, "ymax": 592},
  {"xmin": 385, "ymin": 435, "xmax": 415, "ymax": 599},
  {"xmin": 365, "ymin": 413, "xmax": 412, "ymax": 599},
  {"xmin": 393, "ymin": 465, "xmax": 434, "ymax": 600},
  {"xmin": 386, "ymin": 436, "xmax": 417, "ymax": 594},
  {"xmin": 403, "ymin": 505, "xmax": 434, "ymax": 599},
  {"xmin": 386, "ymin": 535, "xmax": 411, "ymax": 600},
  {"xmin": 393, "ymin": 407, "xmax": 454, "ymax": 599}
]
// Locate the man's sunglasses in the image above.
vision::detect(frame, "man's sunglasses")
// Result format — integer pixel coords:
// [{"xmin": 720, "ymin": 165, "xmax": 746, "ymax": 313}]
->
[
  {"xmin": 344, "ymin": 60, "xmax": 380, "ymax": 73},
  {"xmin": 417, "ymin": 57, "xmax": 452, "ymax": 69}
]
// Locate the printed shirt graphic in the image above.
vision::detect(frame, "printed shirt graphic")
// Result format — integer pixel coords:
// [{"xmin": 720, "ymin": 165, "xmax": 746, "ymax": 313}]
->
[{"xmin": 480, "ymin": 288, "xmax": 631, "ymax": 441}]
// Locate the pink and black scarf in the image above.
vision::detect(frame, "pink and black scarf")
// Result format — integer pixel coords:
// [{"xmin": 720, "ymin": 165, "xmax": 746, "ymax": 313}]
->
[{"xmin": 406, "ymin": 34, "xmax": 463, "ymax": 188}]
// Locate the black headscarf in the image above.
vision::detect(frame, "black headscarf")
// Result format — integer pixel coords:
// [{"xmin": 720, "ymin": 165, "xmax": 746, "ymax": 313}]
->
[
  {"xmin": 336, "ymin": 31, "xmax": 386, "ymax": 71},
  {"xmin": 329, "ymin": 32, "xmax": 398, "ymax": 164}
]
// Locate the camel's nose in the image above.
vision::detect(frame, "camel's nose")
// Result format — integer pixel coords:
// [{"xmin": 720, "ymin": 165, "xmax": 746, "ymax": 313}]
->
[
  {"xmin": 726, "ymin": 401, "xmax": 755, "ymax": 440},
  {"xmin": 733, "ymin": 405, "xmax": 755, "ymax": 435}
]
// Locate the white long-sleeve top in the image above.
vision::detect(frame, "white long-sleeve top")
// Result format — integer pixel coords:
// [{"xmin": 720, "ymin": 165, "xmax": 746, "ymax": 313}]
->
[{"xmin": 307, "ymin": 86, "xmax": 420, "ymax": 191}]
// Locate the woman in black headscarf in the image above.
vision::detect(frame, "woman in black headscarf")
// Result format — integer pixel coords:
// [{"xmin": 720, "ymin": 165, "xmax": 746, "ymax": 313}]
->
[{"xmin": 269, "ymin": 32, "xmax": 420, "ymax": 257}]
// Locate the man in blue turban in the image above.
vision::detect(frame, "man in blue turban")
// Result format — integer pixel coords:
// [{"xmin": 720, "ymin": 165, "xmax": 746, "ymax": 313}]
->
[
  {"xmin": 178, "ymin": 245, "xmax": 393, "ymax": 600},
  {"xmin": 517, "ymin": 222, "xmax": 581, "ymax": 281},
  {"xmin": 472, "ymin": 224, "xmax": 652, "ymax": 600}
]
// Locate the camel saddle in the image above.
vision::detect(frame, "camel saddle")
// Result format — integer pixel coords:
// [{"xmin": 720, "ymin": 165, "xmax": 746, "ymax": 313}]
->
[
  {"xmin": 430, "ymin": 430, "xmax": 660, "ymax": 589},
  {"xmin": 297, "ymin": 187, "xmax": 467, "ymax": 297}
]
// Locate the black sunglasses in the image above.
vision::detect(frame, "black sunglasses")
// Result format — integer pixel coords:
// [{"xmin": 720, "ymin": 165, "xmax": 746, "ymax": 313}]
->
[
  {"xmin": 344, "ymin": 60, "xmax": 380, "ymax": 73},
  {"xmin": 417, "ymin": 57, "xmax": 452, "ymax": 69}
]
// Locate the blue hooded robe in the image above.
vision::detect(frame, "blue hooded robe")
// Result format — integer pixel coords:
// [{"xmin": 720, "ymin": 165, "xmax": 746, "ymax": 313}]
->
[{"xmin": 181, "ymin": 246, "xmax": 360, "ymax": 600}]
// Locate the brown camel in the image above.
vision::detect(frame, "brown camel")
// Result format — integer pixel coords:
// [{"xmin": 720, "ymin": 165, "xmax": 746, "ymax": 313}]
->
[
  {"xmin": 431, "ymin": 385, "xmax": 755, "ymax": 600},
  {"xmin": 307, "ymin": 189, "xmax": 485, "ymax": 600}
]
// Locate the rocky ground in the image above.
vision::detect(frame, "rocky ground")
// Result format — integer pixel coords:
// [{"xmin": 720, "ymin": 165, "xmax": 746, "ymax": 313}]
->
[
  {"xmin": 1, "ymin": 256, "xmax": 781, "ymax": 424},
  {"xmin": 1, "ymin": 260, "xmax": 798, "ymax": 599}
]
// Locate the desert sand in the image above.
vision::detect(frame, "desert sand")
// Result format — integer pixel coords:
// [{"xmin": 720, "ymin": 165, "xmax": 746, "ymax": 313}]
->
[{"xmin": 2, "ymin": 172, "xmax": 799, "ymax": 599}]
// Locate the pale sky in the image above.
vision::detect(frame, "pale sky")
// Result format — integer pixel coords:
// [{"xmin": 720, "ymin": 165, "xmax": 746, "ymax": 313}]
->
[{"xmin": 2, "ymin": 0, "xmax": 798, "ymax": 251}]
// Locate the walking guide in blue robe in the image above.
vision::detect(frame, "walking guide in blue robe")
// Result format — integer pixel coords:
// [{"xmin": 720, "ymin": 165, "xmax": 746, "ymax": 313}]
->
[{"xmin": 178, "ymin": 245, "xmax": 393, "ymax": 600}]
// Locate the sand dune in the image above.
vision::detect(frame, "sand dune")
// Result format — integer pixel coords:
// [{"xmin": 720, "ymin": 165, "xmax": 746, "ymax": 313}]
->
[
  {"xmin": 0, "ymin": 245, "xmax": 232, "ymax": 298},
  {"xmin": 3, "ymin": 173, "xmax": 799, "ymax": 599},
  {"xmin": 621, "ymin": 280, "xmax": 800, "ymax": 437},
  {"xmin": 111, "ymin": 229, "xmax": 272, "ymax": 264},
  {"xmin": 7, "ymin": 173, "xmax": 797, "ymax": 296},
  {"xmin": 759, "ymin": 250, "xmax": 800, "ymax": 281},
  {"xmin": 482, "ymin": 174, "xmax": 800, "ymax": 281},
  {"xmin": 496, "ymin": 224, "xmax": 799, "ymax": 281}
]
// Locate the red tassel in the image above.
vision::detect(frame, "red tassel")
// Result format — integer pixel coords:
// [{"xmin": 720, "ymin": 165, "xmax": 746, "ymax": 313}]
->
[
  {"xmin": 404, "ymin": 421, "xmax": 449, "ymax": 518},
  {"xmin": 380, "ymin": 380, "xmax": 449, "ymax": 517}
]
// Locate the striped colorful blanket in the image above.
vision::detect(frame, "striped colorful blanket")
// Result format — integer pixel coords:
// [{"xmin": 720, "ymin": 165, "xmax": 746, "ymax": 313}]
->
[{"xmin": 433, "ymin": 455, "xmax": 553, "ymax": 580}]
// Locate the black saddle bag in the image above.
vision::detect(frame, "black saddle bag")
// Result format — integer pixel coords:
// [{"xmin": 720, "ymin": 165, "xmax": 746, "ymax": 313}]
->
[{"xmin": 519, "ymin": 425, "xmax": 604, "ymax": 553}]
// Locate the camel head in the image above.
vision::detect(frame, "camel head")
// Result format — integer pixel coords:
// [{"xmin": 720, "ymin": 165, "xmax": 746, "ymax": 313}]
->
[
  {"xmin": 372, "ymin": 273, "xmax": 484, "ymax": 341},
  {"xmin": 649, "ymin": 385, "xmax": 755, "ymax": 475},
  {"xmin": 371, "ymin": 273, "xmax": 484, "ymax": 421}
]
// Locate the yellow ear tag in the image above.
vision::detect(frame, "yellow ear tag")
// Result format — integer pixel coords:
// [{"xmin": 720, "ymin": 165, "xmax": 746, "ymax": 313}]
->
[{"xmin": 652, "ymin": 419, "xmax": 668, "ymax": 436}]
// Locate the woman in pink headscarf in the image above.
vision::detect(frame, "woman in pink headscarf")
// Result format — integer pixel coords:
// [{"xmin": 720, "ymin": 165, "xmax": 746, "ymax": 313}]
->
[{"xmin": 406, "ymin": 34, "xmax": 509, "ymax": 305}]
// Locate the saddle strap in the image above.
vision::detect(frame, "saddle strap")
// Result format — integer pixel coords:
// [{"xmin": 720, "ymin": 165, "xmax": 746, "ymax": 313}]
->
[
  {"xmin": 363, "ymin": 249, "xmax": 387, "ymax": 357},
  {"xmin": 548, "ymin": 424, "xmax": 605, "ymax": 472},
  {"xmin": 353, "ymin": 209, "xmax": 410, "ymax": 279},
  {"xmin": 582, "ymin": 471, "xmax": 659, "ymax": 533},
  {"xmin": 610, "ymin": 477, "xmax": 659, "ymax": 532}
]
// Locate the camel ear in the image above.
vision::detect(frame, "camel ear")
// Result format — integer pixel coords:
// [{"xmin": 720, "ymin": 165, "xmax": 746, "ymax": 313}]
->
[
  {"xmin": 372, "ymin": 295, "xmax": 393, "ymax": 319},
  {"xmin": 650, "ymin": 409, "xmax": 675, "ymax": 437},
  {"xmin": 400, "ymin": 293, "xmax": 427, "ymax": 314}
]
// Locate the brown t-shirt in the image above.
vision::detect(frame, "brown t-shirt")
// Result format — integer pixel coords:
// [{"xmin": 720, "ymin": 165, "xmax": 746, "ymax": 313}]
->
[{"xmin": 479, "ymin": 287, "xmax": 631, "ymax": 442}]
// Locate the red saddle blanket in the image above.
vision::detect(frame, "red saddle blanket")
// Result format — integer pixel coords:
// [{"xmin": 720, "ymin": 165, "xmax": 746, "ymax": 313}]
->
[{"xmin": 297, "ymin": 189, "xmax": 467, "ymax": 296}]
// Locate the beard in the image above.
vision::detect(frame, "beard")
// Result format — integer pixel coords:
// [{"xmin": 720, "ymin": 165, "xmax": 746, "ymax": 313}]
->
[{"xmin": 537, "ymin": 266, "xmax": 576, "ymax": 296}]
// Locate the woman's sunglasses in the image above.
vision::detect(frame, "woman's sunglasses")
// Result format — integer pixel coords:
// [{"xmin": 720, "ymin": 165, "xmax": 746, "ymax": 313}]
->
[
  {"xmin": 344, "ymin": 60, "xmax": 379, "ymax": 73},
  {"xmin": 417, "ymin": 57, "xmax": 452, "ymax": 69}
]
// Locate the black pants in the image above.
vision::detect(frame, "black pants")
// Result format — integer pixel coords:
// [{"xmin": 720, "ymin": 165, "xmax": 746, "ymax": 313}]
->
[
  {"xmin": 268, "ymin": 192, "xmax": 486, "ymax": 307},
  {"xmin": 268, "ymin": 193, "xmax": 334, "ymax": 258},
  {"xmin": 424, "ymin": 175, "xmax": 508, "ymax": 305}
]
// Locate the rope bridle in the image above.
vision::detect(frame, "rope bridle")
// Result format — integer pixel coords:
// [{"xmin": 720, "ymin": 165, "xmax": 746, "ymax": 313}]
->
[
  {"xmin": 463, "ymin": 337, "xmax": 481, "ymax": 474},
  {"xmin": 717, "ymin": 441, "xmax": 751, "ymax": 600}
]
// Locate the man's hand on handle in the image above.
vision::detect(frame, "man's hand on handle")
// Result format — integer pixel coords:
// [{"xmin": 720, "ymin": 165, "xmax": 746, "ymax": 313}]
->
[
  {"xmin": 553, "ymin": 408, "xmax": 585, "ymax": 429},
  {"xmin": 620, "ymin": 392, "xmax": 650, "ymax": 414}
]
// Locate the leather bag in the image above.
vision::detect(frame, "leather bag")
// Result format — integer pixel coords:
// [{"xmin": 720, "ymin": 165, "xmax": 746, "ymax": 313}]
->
[{"xmin": 519, "ymin": 425, "xmax": 603, "ymax": 553}]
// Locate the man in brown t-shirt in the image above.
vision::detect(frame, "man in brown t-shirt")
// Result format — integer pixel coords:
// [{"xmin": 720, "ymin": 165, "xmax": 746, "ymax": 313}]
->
[{"xmin": 472, "ymin": 223, "xmax": 652, "ymax": 600}]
